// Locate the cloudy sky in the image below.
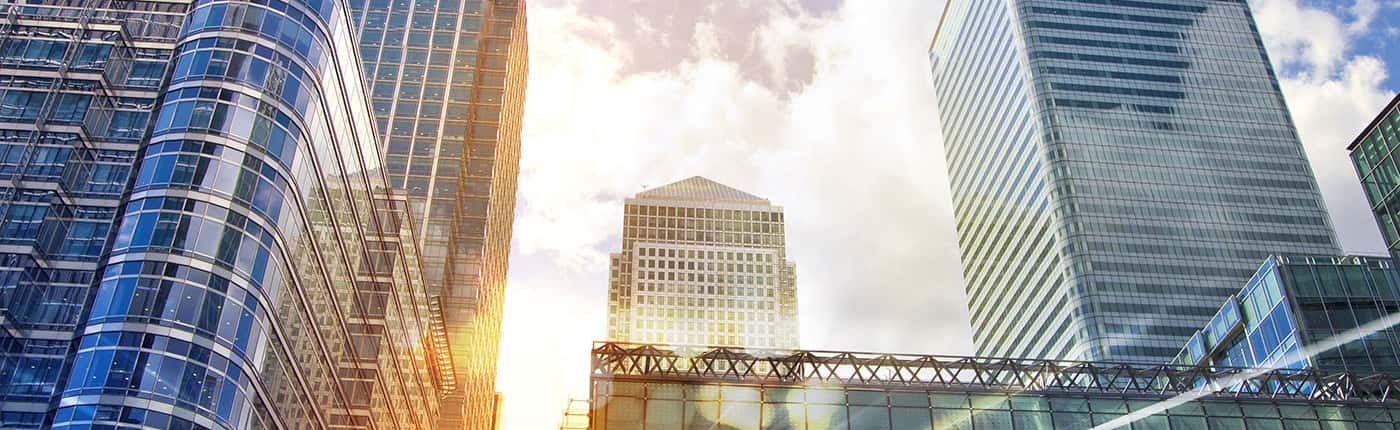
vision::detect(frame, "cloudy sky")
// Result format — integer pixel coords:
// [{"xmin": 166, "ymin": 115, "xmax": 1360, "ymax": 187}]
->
[{"xmin": 492, "ymin": 0, "xmax": 1399, "ymax": 427}]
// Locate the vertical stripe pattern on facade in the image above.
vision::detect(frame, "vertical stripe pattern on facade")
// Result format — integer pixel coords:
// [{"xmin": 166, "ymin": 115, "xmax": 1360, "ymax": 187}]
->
[{"xmin": 932, "ymin": 0, "xmax": 1339, "ymax": 363}]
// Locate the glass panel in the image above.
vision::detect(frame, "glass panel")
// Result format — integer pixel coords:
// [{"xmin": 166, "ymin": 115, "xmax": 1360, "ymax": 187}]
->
[
  {"xmin": 891, "ymin": 407, "xmax": 931, "ymax": 429},
  {"xmin": 721, "ymin": 386, "xmax": 760, "ymax": 402},
  {"xmin": 931, "ymin": 393, "xmax": 968, "ymax": 408},
  {"xmin": 764, "ymin": 388, "xmax": 803, "ymax": 403},
  {"xmin": 807, "ymin": 389, "xmax": 845, "ymax": 404},
  {"xmin": 606, "ymin": 397, "xmax": 643, "ymax": 428},
  {"xmin": 644, "ymin": 399, "xmax": 682, "ymax": 430},
  {"xmin": 932, "ymin": 408, "xmax": 971, "ymax": 430},
  {"xmin": 718, "ymin": 402, "xmax": 759, "ymax": 430},
  {"xmin": 650, "ymin": 383, "xmax": 683, "ymax": 400},
  {"xmin": 972, "ymin": 409, "xmax": 1012, "ymax": 429},
  {"xmin": 1013, "ymin": 411, "xmax": 1053, "ymax": 430},
  {"xmin": 849, "ymin": 390, "xmax": 888, "ymax": 406},
  {"xmin": 761, "ymin": 403, "xmax": 804, "ymax": 430},
  {"xmin": 850, "ymin": 406, "xmax": 891, "ymax": 430},
  {"xmin": 1013, "ymin": 396, "xmax": 1050, "ymax": 411},
  {"xmin": 890, "ymin": 392, "xmax": 929, "ymax": 408},
  {"xmin": 1053, "ymin": 412, "xmax": 1090, "ymax": 428},
  {"xmin": 684, "ymin": 401, "xmax": 719, "ymax": 430},
  {"xmin": 1131, "ymin": 415, "xmax": 1170, "ymax": 430},
  {"xmin": 807, "ymin": 405, "xmax": 849, "ymax": 430},
  {"xmin": 1169, "ymin": 416, "xmax": 1207, "ymax": 429}
]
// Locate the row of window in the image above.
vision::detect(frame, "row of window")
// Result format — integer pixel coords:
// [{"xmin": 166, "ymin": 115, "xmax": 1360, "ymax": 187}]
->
[
  {"xmin": 154, "ymin": 87, "xmax": 305, "ymax": 168},
  {"xmin": 1058, "ymin": 181, "xmax": 1324, "ymax": 212},
  {"xmin": 1060, "ymin": 162, "xmax": 1317, "ymax": 193},
  {"xmin": 638, "ymin": 247, "xmax": 777, "ymax": 261},
  {"xmin": 638, "ymin": 259, "xmax": 775, "ymax": 274},
  {"xmin": 172, "ymin": 38, "xmax": 317, "ymax": 116},
  {"xmin": 626, "ymin": 205, "xmax": 783, "ymax": 222},
  {"xmin": 628, "ymin": 332, "xmax": 777, "ymax": 348},
  {"xmin": 638, "ymin": 270, "xmax": 775, "ymax": 286},
  {"xmin": 634, "ymin": 294, "xmax": 776, "ymax": 310},
  {"xmin": 1067, "ymin": 219, "xmax": 1334, "ymax": 245},
  {"xmin": 185, "ymin": 1, "xmax": 329, "ymax": 68},
  {"xmin": 637, "ymin": 283, "xmax": 776, "ymax": 298}
]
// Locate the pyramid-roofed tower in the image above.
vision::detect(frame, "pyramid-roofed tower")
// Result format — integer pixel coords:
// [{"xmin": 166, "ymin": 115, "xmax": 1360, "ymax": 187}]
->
[
  {"xmin": 608, "ymin": 176, "xmax": 799, "ymax": 350},
  {"xmin": 628, "ymin": 176, "xmax": 779, "ymax": 211}
]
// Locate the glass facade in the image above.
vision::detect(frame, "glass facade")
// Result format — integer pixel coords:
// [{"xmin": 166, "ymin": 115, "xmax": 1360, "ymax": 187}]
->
[
  {"xmin": 345, "ymin": 0, "xmax": 528, "ymax": 425},
  {"xmin": 0, "ymin": 2, "xmax": 186, "ymax": 427},
  {"xmin": 589, "ymin": 342, "xmax": 1400, "ymax": 430},
  {"xmin": 930, "ymin": 0, "xmax": 1340, "ymax": 363},
  {"xmin": 1351, "ymin": 93, "xmax": 1400, "ymax": 262},
  {"xmin": 608, "ymin": 177, "xmax": 799, "ymax": 350},
  {"xmin": 48, "ymin": 0, "xmax": 446, "ymax": 427},
  {"xmin": 1175, "ymin": 255, "xmax": 1400, "ymax": 375}
]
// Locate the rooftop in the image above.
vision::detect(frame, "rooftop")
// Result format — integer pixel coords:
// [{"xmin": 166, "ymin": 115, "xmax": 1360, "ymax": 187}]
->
[{"xmin": 633, "ymin": 176, "xmax": 770, "ymax": 205}]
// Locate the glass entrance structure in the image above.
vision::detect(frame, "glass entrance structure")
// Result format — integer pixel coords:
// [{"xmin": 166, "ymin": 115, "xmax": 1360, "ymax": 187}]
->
[{"xmin": 588, "ymin": 342, "xmax": 1400, "ymax": 429}]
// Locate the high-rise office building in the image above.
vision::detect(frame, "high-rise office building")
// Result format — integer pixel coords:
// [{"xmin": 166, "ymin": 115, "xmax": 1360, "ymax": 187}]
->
[
  {"xmin": 1175, "ymin": 255, "xmax": 1400, "ymax": 375},
  {"xmin": 607, "ymin": 176, "xmax": 799, "ymax": 349},
  {"xmin": 346, "ymin": 0, "xmax": 527, "ymax": 425},
  {"xmin": 1350, "ymin": 93, "xmax": 1400, "ymax": 262},
  {"xmin": 47, "ymin": 0, "xmax": 448, "ymax": 427},
  {"xmin": 0, "ymin": 3, "xmax": 187, "ymax": 427},
  {"xmin": 930, "ymin": 0, "xmax": 1340, "ymax": 362}
]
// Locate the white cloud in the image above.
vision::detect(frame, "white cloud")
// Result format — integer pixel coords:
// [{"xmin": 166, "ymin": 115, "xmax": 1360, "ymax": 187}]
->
[
  {"xmin": 1253, "ymin": 0, "xmax": 1396, "ymax": 254},
  {"xmin": 496, "ymin": 0, "xmax": 1398, "ymax": 428},
  {"xmin": 1347, "ymin": 0, "xmax": 1380, "ymax": 34},
  {"xmin": 1252, "ymin": 0, "xmax": 1349, "ymax": 78},
  {"xmin": 497, "ymin": 1, "xmax": 968, "ymax": 428}
]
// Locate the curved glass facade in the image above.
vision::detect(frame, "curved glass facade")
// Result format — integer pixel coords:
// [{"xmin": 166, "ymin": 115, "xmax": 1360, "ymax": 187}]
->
[
  {"xmin": 51, "ymin": 0, "xmax": 443, "ymax": 428},
  {"xmin": 931, "ymin": 0, "xmax": 1340, "ymax": 363}
]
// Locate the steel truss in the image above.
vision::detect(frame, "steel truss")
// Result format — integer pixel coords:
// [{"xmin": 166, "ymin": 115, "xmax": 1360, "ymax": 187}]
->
[{"xmin": 592, "ymin": 342, "xmax": 1400, "ymax": 402}]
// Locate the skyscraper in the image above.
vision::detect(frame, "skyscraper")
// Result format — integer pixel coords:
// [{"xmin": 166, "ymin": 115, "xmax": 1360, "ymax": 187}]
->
[
  {"xmin": 0, "ymin": 2, "xmax": 186, "ymax": 426},
  {"xmin": 607, "ymin": 177, "xmax": 799, "ymax": 349},
  {"xmin": 47, "ymin": 0, "xmax": 448, "ymax": 427},
  {"xmin": 346, "ymin": 0, "xmax": 528, "ymax": 426},
  {"xmin": 930, "ymin": 0, "xmax": 1339, "ymax": 363},
  {"xmin": 1350, "ymin": 92, "xmax": 1400, "ymax": 262}
]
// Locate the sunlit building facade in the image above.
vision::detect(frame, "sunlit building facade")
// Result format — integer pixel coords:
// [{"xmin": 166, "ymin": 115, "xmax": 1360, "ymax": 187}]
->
[
  {"xmin": 48, "ymin": 0, "xmax": 447, "ymax": 427},
  {"xmin": 1174, "ymin": 255, "xmax": 1400, "ymax": 375},
  {"xmin": 0, "ymin": 2, "xmax": 186, "ymax": 427},
  {"xmin": 930, "ymin": 0, "xmax": 1339, "ymax": 363},
  {"xmin": 608, "ymin": 177, "xmax": 799, "ymax": 350},
  {"xmin": 589, "ymin": 342, "xmax": 1400, "ymax": 429},
  {"xmin": 1351, "ymin": 93, "xmax": 1400, "ymax": 263},
  {"xmin": 346, "ymin": 0, "xmax": 528, "ymax": 425}
]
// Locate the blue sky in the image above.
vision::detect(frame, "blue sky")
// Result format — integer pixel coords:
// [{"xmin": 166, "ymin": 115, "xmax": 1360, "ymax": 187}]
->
[
  {"xmin": 493, "ymin": 0, "xmax": 1400, "ymax": 428},
  {"xmin": 1308, "ymin": 0, "xmax": 1399, "ymax": 88}
]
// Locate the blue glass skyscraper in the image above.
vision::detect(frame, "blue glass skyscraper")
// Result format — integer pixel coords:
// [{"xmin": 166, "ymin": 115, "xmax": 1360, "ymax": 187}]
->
[
  {"xmin": 39, "ymin": 0, "xmax": 449, "ymax": 427},
  {"xmin": 931, "ymin": 0, "xmax": 1340, "ymax": 363},
  {"xmin": 0, "ymin": 3, "xmax": 187, "ymax": 426}
]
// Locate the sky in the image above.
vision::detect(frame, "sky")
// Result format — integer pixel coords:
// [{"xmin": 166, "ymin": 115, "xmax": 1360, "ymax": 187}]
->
[{"xmin": 493, "ymin": 0, "xmax": 1400, "ymax": 427}]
